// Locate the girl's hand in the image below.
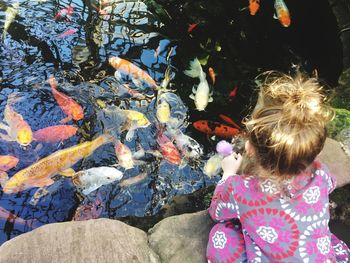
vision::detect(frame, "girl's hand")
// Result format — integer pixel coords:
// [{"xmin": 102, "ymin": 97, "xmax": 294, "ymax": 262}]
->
[{"xmin": 221, "ymin": 152, "xmax": 243, "ymax": 180}]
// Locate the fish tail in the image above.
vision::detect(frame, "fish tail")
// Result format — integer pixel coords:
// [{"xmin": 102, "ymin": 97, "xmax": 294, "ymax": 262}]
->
[{"xmin": 184, "ymin": 58, "xmax": 204, "ymax": 79}]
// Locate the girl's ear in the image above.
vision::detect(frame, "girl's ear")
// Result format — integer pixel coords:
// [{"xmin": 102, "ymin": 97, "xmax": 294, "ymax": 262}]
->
[{"xmin": 245, "ymin": 140, "xmax": 255, "ymax": 157}]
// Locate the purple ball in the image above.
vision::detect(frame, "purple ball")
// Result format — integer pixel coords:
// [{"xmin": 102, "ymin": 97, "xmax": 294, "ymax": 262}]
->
[{"xmin": 216, "ymin": 140, "xmax": 233, "ymax": 156}]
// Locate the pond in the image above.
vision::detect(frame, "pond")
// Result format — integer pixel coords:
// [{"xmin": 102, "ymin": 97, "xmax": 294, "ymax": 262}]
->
[{"xmin": 0, "ymin": 0, "xmax": 343, "ymax": 244}]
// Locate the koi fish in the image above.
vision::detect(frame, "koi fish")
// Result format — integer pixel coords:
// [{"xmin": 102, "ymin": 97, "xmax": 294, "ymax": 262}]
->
[
  {"xmin": 157, "ymin": 132, "xmax": 181, "ymax": 165},
  {"xmin": 33, "ymin": 125, "xmax": 78, "ymax": 143},
  {"xmin": 109, "ymin": 56, "xmax": 158, "ymax": 89},
  {"xmin": 218, "ymin": 114, "xmax": 241, "ymax": 129},
  {"xmin": 49, "ymin": 76, "xmax": 84, "ymax": 123},
  {"xmin": 274, "ymin": 0, "xmax": 291, "ymax": 27},
  {"xmin": 0, "ymin": 207, "xmax": 40, "ymax": 229},
  {"xmin": 119, "ymin": 172, "xmax": 147, "ymax": 187},
  {"xmin": 184, "ymin": 58, "xmax": 212, "ymax": 111},
  {"xmin": 0, "ymin": 93, "xmax": 33, "ymax": 146},
  {"xmin": 122, "ymin": 109, "xmax": 151, "ymax": 141},
  {"xmin": 188, "ymin": 23, "xmax": 199, "ymax": 33},
  {"xmin": 193, "ymin": 120, "xmax": 240, "ymax": 138},
  {"xmin": 114, "ymin": 141, "xmax": 134, "ymax": 170},
  {"xmin": 208, "ymin": 67, "xmax": 216, "ymax": 84},
  {"xmin": 249, "ymin": 0, "xmax": 260, "ymax": 16},
  {"xmin": 229, "ymin": 86, "xmax": 238, "ymax": 98},
  {"xmin": 0, "ymin": 155, "xmax": 19, "ymax": 171},
  {"xmin": 2, "ymin": 1, "xmax": 19, "ymax": 39},
  {"xmin": 156, "ymin": 100, "xmax": 171, "ymax": 124},
  {"xmin": 73, "ymin": 193, "xmax": 104, "ymax": 221},
  {"xmin": 54, "ymin": 5, "xmax": 73, "ymax": 20},
  {"xmin": 204, "ymin": 154, "xmax": 223, "ymax": 178},
  {"xmin": 170, "ymin": 129, "xmax": 203, "ymax": 159},
  {"xmin": 73, "ymin": 167, "xmax": 123, "ymax": 195},
  {"xmin": 2, "ymin": 134, "xmax": 113, "ymax": 193},
  {"xmin": 57, "ymin": 28, "xmax": 78, "ymax": 39}
]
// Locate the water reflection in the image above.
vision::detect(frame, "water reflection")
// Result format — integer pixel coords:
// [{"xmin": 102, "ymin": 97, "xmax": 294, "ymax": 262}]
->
[{"xmin": 0, "ymin": 0, "xmax": 218, "ymax": 244}]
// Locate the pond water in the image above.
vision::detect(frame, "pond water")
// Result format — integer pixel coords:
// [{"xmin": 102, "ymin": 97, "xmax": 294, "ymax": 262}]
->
[{"xmin": 0, "ymin": 0, "xmax": 343, "ymax": 244}]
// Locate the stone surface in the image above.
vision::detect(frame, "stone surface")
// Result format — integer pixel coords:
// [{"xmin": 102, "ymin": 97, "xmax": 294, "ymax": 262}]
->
[
  {"xmin": 148, "ymin": 210, "xmax": 214, "ymax": 263},
  {"xmin": 0, "ymin": 218, "xmax": 160, "ymax": 263},
  {"xmin": 319, "ymin": 138, "xmax": 350, "ymax": 188}
]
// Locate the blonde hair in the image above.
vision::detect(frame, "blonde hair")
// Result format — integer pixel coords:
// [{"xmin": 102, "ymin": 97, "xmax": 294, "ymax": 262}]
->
[{"xmin": 243, "ymin": 71, "xmax": 334, "ymax": 179}]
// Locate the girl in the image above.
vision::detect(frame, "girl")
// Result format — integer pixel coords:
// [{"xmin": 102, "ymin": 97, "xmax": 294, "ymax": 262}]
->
[{"xmin": 206, "ymin": 72, "xmax": 350, "ymax": 262}]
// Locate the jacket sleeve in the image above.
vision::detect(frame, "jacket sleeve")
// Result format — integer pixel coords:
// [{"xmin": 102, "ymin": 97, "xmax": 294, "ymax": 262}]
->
[{"xmin": 208, "ymin": 176, "xmax": 238, "ymax": 222}]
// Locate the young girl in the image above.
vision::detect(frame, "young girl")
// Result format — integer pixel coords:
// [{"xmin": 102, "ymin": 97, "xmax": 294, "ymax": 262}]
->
[{"xmin": 206, "ymin": 72, "xmax": 350, "ymax": 262}]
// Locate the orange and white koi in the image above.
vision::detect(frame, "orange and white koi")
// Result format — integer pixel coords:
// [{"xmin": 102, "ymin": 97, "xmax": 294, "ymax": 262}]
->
[
  {"xmin": 114, "ymin": 140, "xmax": 134, "ymax": 170},
  {"xmin": 274, "ymin": 0, "xmax": 291, "ymax": 27},
  {"xmin": 0, "ymin": 93, "xmax": 33, "ymax": 146},
  {"xmin": 0, "ymin": 155, "xmax": 19, "ymax": 171},
  {"xmin": 33, "ymin": 125, "xmax": 78, "ymax": 143},
  {"xmin": 184, "ymin": 58, "xmax": 212, "ymax": 111},
  {"xmin": 119, "ymin": 172, "xmax": 147, "ymax": 187},
  {"xmin": 249, "ymin": 0, "xmax": 260, "ymax": 16},
  {"xmin": 208, "ymin": 67, "xmax": 216, "ymax": 84},
  {"xmin": 2, "ymin": 134, "xmax": 113, "ymax": 193},
  {"xmin": 109, "ymin": 56, "xmax": 158, "ymax": 89},
  {"xmin": 157, "ymin": 132, "xmax": 181, "ymax": 165},
  {"xmin": 0, "ymin": 206, "xmax": 40, "ymax": 229},
  {"xmin": 49, "ymin": 76, "xmax": 84, "ymax": 123}
]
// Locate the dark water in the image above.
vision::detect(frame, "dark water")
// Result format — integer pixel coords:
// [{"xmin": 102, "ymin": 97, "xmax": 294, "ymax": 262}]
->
[{"xmin": 0, "ymin": 0, "xmax": 343, "ymax": 244}]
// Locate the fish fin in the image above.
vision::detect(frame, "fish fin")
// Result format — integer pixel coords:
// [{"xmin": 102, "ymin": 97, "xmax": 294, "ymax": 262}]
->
[
  {"xmin": 179, "ymin": 160, "xmax": 187, "ymax": 170},
  {"xmin": 184, "ymin": 58, "xmax": 202, "ymax": 78},
  {"xmin": 208, "ymin": 97, "xmax": 213, "ymax": 102},
  {"xmin": 59, "ymin": 168, "xmax": 75, "ymax": 177},
  {"xmin": 133, "ymin": 160, "xmax": 146, "ymax": 166},
  {"xmin": 59, "ymin": 116, "xmax": 72, "ymax": 124},
  {"xmin": 0, "ymin": 171, "xmax": 9, "ymax": 188},
  {"xmin": 273, "ymin": 13, "xmax": 278, "ymax": 19},
  {"xmin": 32, "ymin": 178, "xmax": 55, "ymax": 188},
  {"xmin": 125, "ymin": 127, "xmax": 135, "ymax": 142},
  {"xmin": 30, "ymin": 187, "xmax": 50, "ymax": 206},
  {"xmin": 114, "ymin": 70, "xmax": 122, "ymax": 81},
  {"xmin": 189, "ymin": 94, "xmax": 195, "ymax": 100},
  {"xmin": 131, "ymin": 78, "xmax": 143, "ymax": 88},
  {"xmin": 0, "ymin": 132, "xmax": 14, "ymax": 142},
  {"xmin": 0, "ymin": 122, "xmax": 10, "ymax": 133},
  {"xmin": 192, "ymin": 85, "xmax": 197, "ymax": 94},
  {"xmin": 133, "ymin": 145, "xmax": 145, "ymax": 159}
]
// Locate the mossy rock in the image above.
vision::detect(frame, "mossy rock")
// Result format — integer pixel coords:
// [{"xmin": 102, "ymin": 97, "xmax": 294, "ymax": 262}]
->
[
  {"xmin": 327, "ymin": 108, "xmax": 350, "ymax": 138},
  {"xmin": 331, "ymin": 68, "xmax": 350, "ymax": 110}
]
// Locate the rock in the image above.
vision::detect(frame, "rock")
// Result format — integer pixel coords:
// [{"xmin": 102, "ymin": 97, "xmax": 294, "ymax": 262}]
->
[
  {"xmin": 148, "ymin": 210, "xmax": 214, "ymax": 263},
  {"xmin": 0, "ymin": 218, "xmax": 160, "ymax": 263},
  {"xmin": 327, "ymin": 108, "xmax": 350, "ymax": 138},
  {"xmin": 319, "ymin": 138, "xmax": 350, "ymax": 188},
  {"xmin": 336, "ymin": 127, "xmax": 350, "ymax": 157}
]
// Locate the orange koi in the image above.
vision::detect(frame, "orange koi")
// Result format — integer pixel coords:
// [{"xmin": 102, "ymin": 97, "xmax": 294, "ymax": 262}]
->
[
  {"xmin": 193, "ymin": 120, "xmax": 240, "ymax": 139},
  {"xmin": 119, "ymin": 172, "xmax": 147, "ymax": 187},
  {"xmin": 0, "ymin": 207, "xmax": 40, "ymax": 229},
  {"xmin": 115, "ymin": 140, "xmax": 134, "ymax": 170},
  {"xmin": 229, "ymin": 86, "xmax": 238, "ymax": 98},
  {"xmin": 188, "ymin": 23, "xmax": 199, "ymax": 33},
  {"xmin": 54, "ymin": 5, "xmax": 73, "ymax": 20},
  {"xmin": 157, "ymin": 132, "xmax": 181, "ymax": 165},
  {"xmin": 218, "ymin": 114, "xmax": 241, "ymax": 129},
  {"xmin": 249, "ymin": 0, "xmax": 260, "ymax": 16},
  {"xmin": 0, "ymin": 93, "xmax": 33, "ymax": 146},
  {"xmin": 274, "ymin": 0, "xmax": 291, "ymax": 27},
  {"xmin": 0, "ymin": 155, "xmax": 19, "ymax": 171},
  {"xmin": 208, "ymin": 67, "xmax": 216, "ymax": 84},
  {"xmin": 49, "ymin": 76, "xmax": 84, "ymax": 123},
  {"xmin": 57, "ymin": 28, "xmax": 78, "ymax": 38},
  {"xmin": 33, "ymin": 125, "xmax": 78, "ymax": 143},
  {"xmin": 109, "ymin": 56, "xmax": 158, "ymax": 89}
]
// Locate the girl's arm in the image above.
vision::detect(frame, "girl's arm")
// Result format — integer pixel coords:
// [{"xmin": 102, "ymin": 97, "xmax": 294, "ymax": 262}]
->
[{"xmin": 208, "ymin": 176, "xmax": 238, "ymax": 222}]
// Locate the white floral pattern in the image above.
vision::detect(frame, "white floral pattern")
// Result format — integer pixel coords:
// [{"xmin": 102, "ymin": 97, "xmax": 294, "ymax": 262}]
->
[
  {"xmin": 212, "ymin": 231, "xmax": 227, "ymax": 249},
  {"xmin": 302, "ymin": 186, "xmax": 320, "ymax": 204},
  {"xmin": 260, "ymin": 179, "xmax": 278, "ymax": 194},
  {"xmin": 317, "ymin": 236, "xmax": 331, "ymax": 255},
  {"xmin": 334, "ymin": 243, "xmax": 347, "ymax": 255},
  {"xmin": 256, "ymin": 226, "xmax": 278, "ymax": 244}
]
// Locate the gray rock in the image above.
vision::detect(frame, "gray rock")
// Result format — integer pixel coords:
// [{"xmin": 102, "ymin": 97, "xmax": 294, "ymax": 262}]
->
[
  {"xmin": 319, "ymin": 138, "xmax": 350, "ymax": 188},
  {"xmin": 148, "ymin": 210, "xmax": 214, "ymax": 263},
  {"xmin": 336, "ymin": 127, "xmax": 350, "ymax": 157},
  {"xmin": 0, "ymin": 218, "xmax": 160, "ymax": 263}
]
